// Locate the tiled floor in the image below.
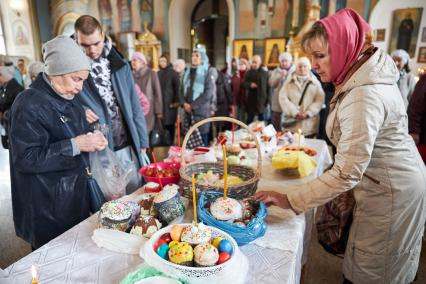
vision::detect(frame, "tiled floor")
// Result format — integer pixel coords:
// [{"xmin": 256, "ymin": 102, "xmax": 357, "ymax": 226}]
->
[{"xmin": 1, "ymin": 145, "xmax": 425, "ymax": 283}]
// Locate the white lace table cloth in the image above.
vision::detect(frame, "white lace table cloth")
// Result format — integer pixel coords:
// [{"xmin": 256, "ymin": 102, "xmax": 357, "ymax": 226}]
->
[{"xmin": 1, "ymin": 139, "xmax": 332, "ymax": 284}]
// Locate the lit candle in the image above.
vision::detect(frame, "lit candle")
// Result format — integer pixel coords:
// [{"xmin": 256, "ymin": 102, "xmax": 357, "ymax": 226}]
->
[
  {"xmin": 222, "ymin": 144, "xmax": 228, "ymax": 199},
  {"xmin": 297, "ymin": 129, "xmax": 302, "ymax": 149},
  {"xmin": 177, "ymin": 113, "xmax": 181, "ymax": 147},
  {"xmin": 192, "ymin": 174, "xmax": 197, "ymax": 226},
  {"xmin": 231, "ymin": 106, "xmax": 235, "ymax": 144},
  {"xmin": 31, "ymin": 265, "xmax": 38, "ymax": 284},
  {"xmin": 151, "ymin": 152, "xmax": 163, "ymax": 190}
]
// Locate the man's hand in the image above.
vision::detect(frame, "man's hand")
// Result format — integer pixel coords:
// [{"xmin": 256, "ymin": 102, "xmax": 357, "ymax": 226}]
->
[
  {"xmin": 254, "ymin": 191, "xmax": 293, "ymax": 210},
  {"xmin": 85, "ymin": 109, "xmax": 99, "ymax": 124},
  {"xmin": 75, "ymin": 131, "xmax": 108, "ymax": 152},
  {"xmin": 250, "ymin": 82, "xmax": 258, "ymax": 89},
  {"xmin": 140, "ymin": 148, "xmax": 147, "ymax": 153},
  {"xmin": 183, "ymin": 103, "xmax": 192, "ymax": 113},
  {"xmin": 156, "ymin": 114, "xmax": 163, "ymax": 119}
]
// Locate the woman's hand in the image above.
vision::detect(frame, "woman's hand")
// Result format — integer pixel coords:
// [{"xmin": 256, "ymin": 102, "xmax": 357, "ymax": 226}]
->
[
  {"xmin": 85, "ymin": 109, "xmax": 99, "ymax": 124},
  {"xmin": 295, "ymin": 112, "xmax": 307, "ymax": 121},
  {"xmin": 75, "ymin": 132, "xmax": 108, "ymax": 152},
  {"xmin": 254, "ymin": 191, "xmax": 293, "ymax": 210}
]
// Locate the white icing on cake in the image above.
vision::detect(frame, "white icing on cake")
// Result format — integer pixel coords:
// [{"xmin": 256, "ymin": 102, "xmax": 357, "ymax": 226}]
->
[{"xmin": 210, "ymin": 197, "xmax": 243, "ymax": 221}]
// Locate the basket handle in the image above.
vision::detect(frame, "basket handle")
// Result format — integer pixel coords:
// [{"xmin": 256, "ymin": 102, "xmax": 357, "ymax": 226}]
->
[{"xmin": 181, "ymin": 116, "xmax": 262, "ymax": 172}]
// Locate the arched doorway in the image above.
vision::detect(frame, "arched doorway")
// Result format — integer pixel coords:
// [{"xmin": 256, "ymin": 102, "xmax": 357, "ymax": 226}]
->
[
  {"xmin": 191, "ymin": 0, "xmax": 228, "ymax": 69},
  {"xmin": 168, "ymin": 0, "xmax": 235, "ymax": 64}
]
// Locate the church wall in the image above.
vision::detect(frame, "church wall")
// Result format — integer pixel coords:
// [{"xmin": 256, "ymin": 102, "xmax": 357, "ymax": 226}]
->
[
  {"xmin": 369, "ymin": 0, "xmax": 426, "ymax": 74},
  {"xmin": 0, "ymin": 0, "xmax": 37, "ymax": 60}
]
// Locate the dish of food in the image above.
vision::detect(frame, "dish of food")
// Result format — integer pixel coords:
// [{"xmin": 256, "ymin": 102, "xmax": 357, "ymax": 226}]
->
[{"xmin": 280, "ymin": 146, "xmax": 317, "ymax": 156}]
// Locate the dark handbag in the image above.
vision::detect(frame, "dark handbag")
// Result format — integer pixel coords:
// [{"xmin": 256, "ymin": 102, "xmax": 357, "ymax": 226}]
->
[
  {"xmin": 52, "ymin": 106, "xmax": 107, "ymax": 213},
  {"xmin": 149, "ymin": 118, "xmax": 172, "ymax": 147},
  {"xmin": 282, "ymin": 81, "xmax": 312, "ymax": 128},
  {"xmin": 86, "ymin": 167, "xmax": 107, "ymax": 213},
  {"xmin": 315, "ymin": 190, "xmax": 355, "ymax": 256}
]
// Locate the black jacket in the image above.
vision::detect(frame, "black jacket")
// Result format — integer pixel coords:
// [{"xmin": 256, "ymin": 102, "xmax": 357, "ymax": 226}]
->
[
  {"xmin": 158, "ymin": 64, "xmax": 180, "ymax": 126},
  {"xmin": 9, "ymin": 74, "xmax": 91, "ymax": 249},
  {"xmin": 215, "ymin": 72, "xmax": 232, "ymax": 116},
  {"xmin": 242, "ymin": 68, "xmax": 268, "ymax": 114},
  {"xmin": 0, "ymin": 78, "xmax": 24, "ymax": 113},
  {"xmin": 76, "ymin": 46, "xmax": 149, "ymax": 166}
]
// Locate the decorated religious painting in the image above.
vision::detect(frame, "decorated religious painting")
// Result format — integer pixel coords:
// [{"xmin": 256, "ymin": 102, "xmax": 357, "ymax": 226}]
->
[
  {"xmin": 389, "ymin": 7, "xmax": 423, "ymax": 58},
  {"xmin": 12, "ymin": 20, "xmax": 29, "ymax": 46},
  {"xmin": 418, "ymin": 47, "xmax": 426, "ymax": 63},
  {"xmin": 233, "ymin": 39, "xmax": 254, "ymax": 61},
  {"xmin": 264, "ymin": 38, "xmax": 286, "ymax": 68},
  {"xmin": 374, "ymin": 29, "xmax": 385, "ymax": 42}
]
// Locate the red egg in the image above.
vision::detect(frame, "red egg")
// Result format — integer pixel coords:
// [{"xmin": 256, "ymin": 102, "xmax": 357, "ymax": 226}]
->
[
  {"xmin": 159, "ymin": 233, "xmax": 172, "ymax": 244},
  {"xmin": 153, "ymin": 239, "xmax": 167, "ymax": 252},
  {"xmin": 217, "ymin": 252, "xmax": 231, "ymax": 264}
]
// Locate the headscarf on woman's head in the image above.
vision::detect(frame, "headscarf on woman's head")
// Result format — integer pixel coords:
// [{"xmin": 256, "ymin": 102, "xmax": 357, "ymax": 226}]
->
[
  {"xmin": 296, "ymin": 57, "xmax": 312, "ymax": 70},
  {"xmin": 295, "ymin": 57, "xmax": 312, "ymax": 82},
  {"xmin": 183, "ymin": 45, "xmax": 210, "ymax": 101},
  {"xmin": 131, "ymin": 52, "xmax": 147, "ymax": 65},
  {"xmin": 279, "ymin": 52, "xmax": 293, "ymax": 63},
  {"xmin": 319, "ymin": 8, "xmax": 371, "ymax": 85},
  {"xmin": 391, "ymin": 49, "xmax": 410, "ymax": 65}
]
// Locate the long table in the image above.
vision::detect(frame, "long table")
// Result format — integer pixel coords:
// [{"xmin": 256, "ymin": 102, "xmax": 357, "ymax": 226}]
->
[{"xmin": 1, "ymin": 139, "xmax": 332, "ymax": 284}]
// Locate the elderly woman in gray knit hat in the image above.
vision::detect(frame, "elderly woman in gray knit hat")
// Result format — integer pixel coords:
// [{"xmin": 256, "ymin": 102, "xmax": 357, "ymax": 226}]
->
[{"xmin": 8, "ymin": 35, "xmax": 107, "ymax": 250}]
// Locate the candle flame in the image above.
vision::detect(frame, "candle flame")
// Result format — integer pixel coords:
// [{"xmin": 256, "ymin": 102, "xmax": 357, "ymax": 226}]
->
[{"xmin": 31, "ymin": 265, "xmax": 37, "ymax": 279}]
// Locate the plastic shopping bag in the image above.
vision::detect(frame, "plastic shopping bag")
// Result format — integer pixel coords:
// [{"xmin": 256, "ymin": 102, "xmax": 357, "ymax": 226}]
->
[{"xmin": 90, "ymin": 147, "xmax": 135, "ymax": 200}]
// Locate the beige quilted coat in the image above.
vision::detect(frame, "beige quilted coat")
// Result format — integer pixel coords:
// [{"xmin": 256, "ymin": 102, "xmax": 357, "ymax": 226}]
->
[
  {"xmin": 287, "ymin": 49, "xmax": 426, "ymax": 284},
  {"xmin": 278, "ymin": 72, "xmax": 325, "ymax": 136}
]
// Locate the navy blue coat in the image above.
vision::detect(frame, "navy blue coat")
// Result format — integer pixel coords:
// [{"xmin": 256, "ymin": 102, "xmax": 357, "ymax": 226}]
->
[
  {"xmin": 76, "ymin": 47, "xmax": 149, "ymax": 167},
  {"xmin": 9, "ymin": 74, "xmax": 91, "ymax": 249}
]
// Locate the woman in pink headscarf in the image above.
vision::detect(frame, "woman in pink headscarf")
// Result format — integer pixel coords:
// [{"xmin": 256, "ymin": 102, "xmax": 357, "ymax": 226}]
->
[{"xmin": 255, "ymin": 9, "xmax": 425, "ymax": 284}]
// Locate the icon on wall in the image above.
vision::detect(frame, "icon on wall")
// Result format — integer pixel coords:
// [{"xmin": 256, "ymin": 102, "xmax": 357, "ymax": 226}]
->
[
  {"xmin": 233, "ymin": 39, "xmax": 254, "ymax": 61},
  {"xmin": 264, "ymin": 38, "xmax": 286, "ymax": 68},
  {"xmin": 388, "ymin": 7, "xmax": 423, "ymax": 57},
  {"xmin": 418, "ymin": 47, "xmax": 426, "ymax": 63},
  {"xmin": 421, "ymin": 27, "xmax": 426, "ymax": 43},
  {"xmin": 12, "ymin": 20, "xmax": 29, "ymax": 46},
  {"xmin": 374, "ymin": 29, "xmax": 386, "ymax": 42}
]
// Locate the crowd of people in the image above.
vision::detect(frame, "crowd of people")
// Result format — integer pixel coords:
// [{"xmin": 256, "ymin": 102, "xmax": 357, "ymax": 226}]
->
[
  {"xmin": 0, "ymin": 10, "xmax": 425, "ymax": 282},
  {"xmin": 1, "ymin": 20, "xmax": 425, "ymax": 156}
]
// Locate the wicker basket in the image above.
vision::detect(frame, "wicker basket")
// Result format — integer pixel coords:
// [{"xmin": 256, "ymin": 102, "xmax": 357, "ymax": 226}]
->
[{"xmin": 179, "ymin": 117, "xmax": 262, "ymax": 200}]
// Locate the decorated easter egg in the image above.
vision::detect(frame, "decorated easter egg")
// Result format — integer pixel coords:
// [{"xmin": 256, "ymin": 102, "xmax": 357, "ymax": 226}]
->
[
  {"xmin": 212, "ymin": 237, "xmax": 224, "ymax": 249},
  {"xmin": 217, "ymin": 252, "xmax": 231, "ymax": 264},
  {"xmin": 170, "ymin": 225, "xmax": 184, "ymax": 241},
  {"xmin": 157, "ymin": 244, "xmax": 170, "ymax": 260},
  {"xmin": 218, "ymin": 239, "xmax": 233, "ymax": 255},
  {"xmin": 160, "ymin": 232, "xmax": 172, "ymax": 243},
  {"xmin": 169, "ymin": 241, "xmax": 180, "ymax": 248},
  {"xmin": 153, "ymin": 238, "xmax": 167, "ymax": 252}
]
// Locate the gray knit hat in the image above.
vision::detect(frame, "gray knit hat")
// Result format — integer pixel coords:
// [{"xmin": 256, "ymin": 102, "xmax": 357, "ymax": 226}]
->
[{"xmin": 43, "ymin": 35, "xmax": 91, "ymax": 76}]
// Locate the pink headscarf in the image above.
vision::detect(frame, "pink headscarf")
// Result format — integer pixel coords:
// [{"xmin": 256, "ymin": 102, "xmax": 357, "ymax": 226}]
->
[
  {"xmin": 320, "ymin": 8, "xmax": 371, "ymax": 85},
  {"xmin": 131, "ymin": 52, "xmax": 147, "ymax": 65}
]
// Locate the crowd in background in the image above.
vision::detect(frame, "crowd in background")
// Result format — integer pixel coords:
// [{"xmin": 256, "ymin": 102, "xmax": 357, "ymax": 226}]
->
[
  {"xmin": 0, "ymin": 24, "xmax": 425, "ymax": 163},
  {"xmin": 0, "ymin": 11, "xmax": 423, "ymax": 255}
]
